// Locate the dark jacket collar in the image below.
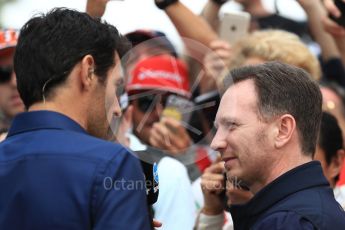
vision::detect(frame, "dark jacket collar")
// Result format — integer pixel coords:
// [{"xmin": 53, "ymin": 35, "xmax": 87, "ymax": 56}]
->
[
  {"xmin": 7, "ymin": 110, "xmax": 87, "ymax": 137},
  {"xmin": 229, "ymin": 161, "xmax": 329, "ymax": 226}
]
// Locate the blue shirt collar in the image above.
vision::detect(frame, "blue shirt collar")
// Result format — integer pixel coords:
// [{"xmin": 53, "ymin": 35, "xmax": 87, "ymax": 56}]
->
[
  {"xmin": 229, "ymin": 161, "xmax": 329, "ymax": 227},
  {"xmin": 7, "ymin": 110, "xmax": 87, "ymax": 137}
]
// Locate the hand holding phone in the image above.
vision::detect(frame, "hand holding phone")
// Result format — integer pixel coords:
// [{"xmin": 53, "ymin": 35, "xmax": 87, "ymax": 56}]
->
[{"xmin": 161, "ymin": 95, "xmax": 194, "ymax": 123}]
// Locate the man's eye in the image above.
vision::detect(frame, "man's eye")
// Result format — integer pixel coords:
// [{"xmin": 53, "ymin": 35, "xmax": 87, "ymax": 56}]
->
[{"xmin": 225, "ymin": 122, "xmax": 237, "ymax": 130}]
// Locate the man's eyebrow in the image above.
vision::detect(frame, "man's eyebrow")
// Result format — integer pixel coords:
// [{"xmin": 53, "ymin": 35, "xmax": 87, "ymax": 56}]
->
[{"xmin": 219, "ymin": 116, "xmax": 238, "ymax": 124}]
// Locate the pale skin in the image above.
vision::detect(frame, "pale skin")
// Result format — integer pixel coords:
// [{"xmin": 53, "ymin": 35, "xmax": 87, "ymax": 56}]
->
[
  {"xmin": 322, "ymin": 0, "xmax": 345, "ymax": 63},
  {"xmin": 201, "ymin": 40, "xmax": 231, "ymax": 93},
  {"xmin": 0, "ymin": 49, "xmax": 25, "ymax": 120},
  {"xmin": 131, "ymin": 93, "xmax": 192, "ymax": 155},
  {"xmin": 149, "ymin": 117, "xmax": 192, "ymax": 155},
  {"xmin": 86, "ymin": 0, "xmax": 110, "ymax": 18},
  {"xmin": 211, "ymin": 80, "xmax": 312, "ymax": 194},
  {"xmin": 200, "ymin": 155, "xmax": 253, "ymax": 215}
]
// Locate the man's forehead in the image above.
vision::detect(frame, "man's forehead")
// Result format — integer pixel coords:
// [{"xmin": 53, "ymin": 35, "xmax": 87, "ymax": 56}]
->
[
  {"xmin": 223, "ymin": 80, "xmax": 256, "ymax": 102},
  {"xmin": 217, "ymin": 80, "xmax": 258, "ymax": 115}
]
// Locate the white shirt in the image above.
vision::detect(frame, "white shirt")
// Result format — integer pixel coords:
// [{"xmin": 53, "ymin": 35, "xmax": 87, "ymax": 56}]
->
[{"xmin": 129, "ymin": 133, "xmax": 196, "ymax": 230}]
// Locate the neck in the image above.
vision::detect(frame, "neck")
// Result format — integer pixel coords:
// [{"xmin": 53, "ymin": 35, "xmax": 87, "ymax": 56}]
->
[
  {"xmin": 250, "ymin": 149, "xmax": 312, "ymax": 194},
  {"xmin": 243, "ymin": 1, "xmax": 270, "ymax": 17},
  {"xmin": 29, "ymin": 101, "xmax": 87, "ymax": 131}
]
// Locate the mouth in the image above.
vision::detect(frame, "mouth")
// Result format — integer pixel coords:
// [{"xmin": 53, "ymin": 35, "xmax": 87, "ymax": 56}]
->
[
  {"xmin": 223, "ymin": 156, "xmax": 237, "ymax": 170},
  {"xmin": 10, "ymin": 94, "xmax": 23, "ymax": 107}
]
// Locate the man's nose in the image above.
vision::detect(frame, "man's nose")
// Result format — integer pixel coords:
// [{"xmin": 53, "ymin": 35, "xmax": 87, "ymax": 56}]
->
[
  {"xmin": 210, "ymin": 129, "xmax": 227, "ymax": 152},
  {"xmin": 10, "ymin": 71, "xmax": 16, "ymax": 87}
]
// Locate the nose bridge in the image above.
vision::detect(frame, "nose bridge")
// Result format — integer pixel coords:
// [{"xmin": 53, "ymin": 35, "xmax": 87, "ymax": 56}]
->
[
  {"xmin": 211, "ymin": 127, "xmax": 226, "ymax": 150},
  {"xmin": 151, "ymin": 94, "xmax": 163, "ymax": 117},
  {"xmin": 10, "ymin": 71, "xmax": 16, "ymax": 87},
  {"xmin": 155, "ymin": 102, "xmax": 163, "ymax": 114}
]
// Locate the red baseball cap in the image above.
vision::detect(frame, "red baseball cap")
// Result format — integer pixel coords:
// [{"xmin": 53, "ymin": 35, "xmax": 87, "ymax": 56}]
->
[
  {"xmin": 0, "ymin": 29, "xmax": 18, "ymax": 55},
  {"xmin": 127, "ymin": 55, "xmax": 191, "ymax": 98}
]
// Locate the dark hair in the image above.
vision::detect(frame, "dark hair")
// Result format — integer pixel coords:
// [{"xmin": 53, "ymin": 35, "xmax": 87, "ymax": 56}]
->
[
  {"xmin": 319, "ymin": 112, "xmax": 343, "ymax": 165},
  {"xmin": 14, "ymin": 8, "xmax": 130, "ymax": 108},
  {"xmin": 223, "ymin": 61, "xmax": 322, "ymax": 155}
]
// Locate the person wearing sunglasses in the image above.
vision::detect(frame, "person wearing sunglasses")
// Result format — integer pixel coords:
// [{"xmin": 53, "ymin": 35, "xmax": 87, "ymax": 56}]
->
[
  {"xmin": 125, "ymin": 54, "xmax": 197, "ymax": 230},
  {"xmin": 0, "ymin": 29, "xmax": 24, "ymax": 139},
  {"xmin": 127, "ymin": 54, "xmax": 193, "ymax": 153}
]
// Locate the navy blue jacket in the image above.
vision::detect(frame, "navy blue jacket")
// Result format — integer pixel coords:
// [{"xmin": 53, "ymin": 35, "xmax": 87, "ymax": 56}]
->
[
  {"xmin": 229, "ymin": 161, "xmax": 345, "ymax": 229},
  {"xmin": 0, "ymin": 111, "xmax": 151, "ymax": 230}
]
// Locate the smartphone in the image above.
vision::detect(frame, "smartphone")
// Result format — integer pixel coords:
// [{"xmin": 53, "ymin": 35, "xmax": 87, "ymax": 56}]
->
[
  {"xmin": 330, "ymin": 0, "xmax": 345, "ymax": 27},
  {"xmin": 161, "ymin": 95, "xmax": 194, "ymax": 124},
  {"xmin": 219, "ymin": 11, "xmax": 250, "ymax": 44}
]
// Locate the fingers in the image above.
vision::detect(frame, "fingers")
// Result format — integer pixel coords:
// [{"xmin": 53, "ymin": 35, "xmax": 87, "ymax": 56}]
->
[
  {"xmin": 161, "ymin": 117, "xmax": 192, "ymax": 150},
  {"xmin": 152, "ymin": 219, "xmax": 162, "ymax": 228},
  {"xmin": 203, "ymin": 39, "xmax": 232, "ymax": 83},
  {"xmin": 149, "ymin": 120, "xmax": 190, "ymax": 154},
  {"xmin": 204, "ymin": 160, "xmax": 225, "ymax": 174},
  {"xmin": 149, "ymin": 122, "xmax": 172, "ymax": 149},
  {"xmin": 324, "ymin": 0, "xmax": 341, "ymax": 18},
  {"xmin": 202, "ymin": 170, "xmax": 224, "ymax": 181},
  {"xmin": 209, "ymin": 39, "xmax": 231, "ymax": 50},
  {"xmin": 201, "ymin": 161, "xmax": 225, "ymax": 194},
  {"xmin": 322, "ymin": 15, "xmax": 345, "ymax": 36},
  {"xmin": 201, "ymin": 180, "xmax": 224, "ymax": 195},
  {"xmin": 86, "ymin": 0, "xmax": 110, "ymax": 18}
]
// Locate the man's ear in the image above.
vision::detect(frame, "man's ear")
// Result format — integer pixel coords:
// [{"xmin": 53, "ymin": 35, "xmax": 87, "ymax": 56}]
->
[
  {"xmin": 329, "ymin": 149, "xmax": 345, "ymax": 179},
  {"xmin": 274, "ymin": 114, "xmax": 296, "ymax": 149},
  {"xmin": 80, "ymin": 54, "xmax": 95, "ymax": 90}
]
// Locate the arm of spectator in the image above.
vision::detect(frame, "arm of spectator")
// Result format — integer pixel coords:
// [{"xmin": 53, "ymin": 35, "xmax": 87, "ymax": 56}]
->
[
  {"xmin": 86, "ymin": 0, "xmax": 110, "ymax": 18},
  {"xmin": 200, "ymin": 40, "xmax": 231, "ymax": 94},
  {"xmin": 322, "ymin": 0, "xmax": 345, "ymax": 35},
  {"xmin": 324, "ymin": 0, "xmax": 345, "ymax": 18},
  {"xmin": 155, "ymin": 0, "xmax": 218, "ymax": 48},
  {"xmin": 149, "ymin": 117, "xmax": 192, "ymax": 156},
  {"xmin": 298, "ymin": 0, "xmax": 340, "ymax": 62},
  {"xmin": 200, "ymin": 0, "xmax": 224, "ymax": 32}
]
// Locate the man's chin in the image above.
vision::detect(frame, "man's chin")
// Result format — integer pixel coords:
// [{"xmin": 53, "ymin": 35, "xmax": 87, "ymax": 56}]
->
[
  {"xmin": 87, "ymin": 124, "xmax": 110, "ymax": 140},
  {"xmin": 2, "ymin": 104, "xmax": 23, "ymax": 115}
]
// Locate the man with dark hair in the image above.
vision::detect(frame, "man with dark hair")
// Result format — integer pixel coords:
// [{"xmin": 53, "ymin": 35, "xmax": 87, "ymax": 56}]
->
[
  {"xmin": 211, "ymin": 61, "xmax": 345, "ymax": 229},
  {"xmin": 0, "ymin": 8, "xmax": 151, "ymax": 229}
]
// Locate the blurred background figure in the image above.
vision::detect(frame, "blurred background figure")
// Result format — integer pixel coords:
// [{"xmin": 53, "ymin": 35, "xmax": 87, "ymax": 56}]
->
[
  {"xmin": 125, "ymin": 53, "xmax": 197, "ymax": 230},
  {"xmin": 0, "ymin": 28, "xmax": 24, "ymax": 141},
  {"xmin": 315, "ymin": 112, "xmax": 345, "ymax": 209}
]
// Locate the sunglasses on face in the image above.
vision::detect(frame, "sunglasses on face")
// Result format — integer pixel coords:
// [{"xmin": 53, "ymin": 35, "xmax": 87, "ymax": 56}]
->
[
  {"xmin": 136, "ymin": 94, "xmax": 169, "ymax": 113},
  {"xmin": 0, "ymin": 66, "xmax": 13, "ymax": 84}
]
